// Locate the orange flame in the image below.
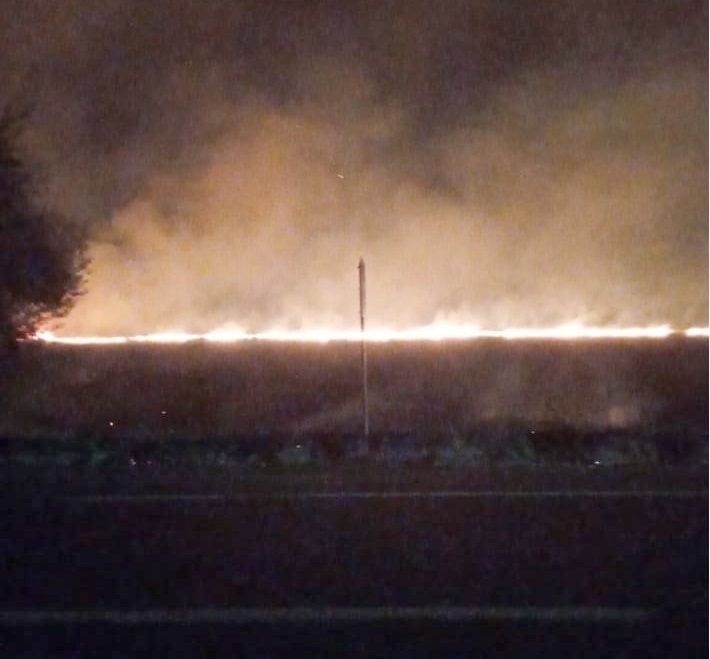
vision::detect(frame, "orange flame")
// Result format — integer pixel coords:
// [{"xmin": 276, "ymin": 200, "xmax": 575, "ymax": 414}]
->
[{"xmin": 34, "ymin": 323, "xmax": 708, "ymax": 345}]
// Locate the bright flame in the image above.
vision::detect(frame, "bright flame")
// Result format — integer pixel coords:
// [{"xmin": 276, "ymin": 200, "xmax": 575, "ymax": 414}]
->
[
  {"xmin": 684, "ymin": 326, "xmax": 710, "ymax": 338},
  {"xmin": 34, "ymin": 323, "xmax": 707, "ymax": 345}
]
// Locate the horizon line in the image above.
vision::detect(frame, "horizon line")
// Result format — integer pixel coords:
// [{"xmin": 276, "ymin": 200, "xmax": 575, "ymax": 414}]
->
[{"xmin": 33, "ymin": 324, "xmax": 709, "ymax": 345}]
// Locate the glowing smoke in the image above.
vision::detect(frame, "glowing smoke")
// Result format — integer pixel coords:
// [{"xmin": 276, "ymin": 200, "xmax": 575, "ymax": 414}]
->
[{"xmin": 1, "ymin": 1, "xmax": 706, "ymax": 335}]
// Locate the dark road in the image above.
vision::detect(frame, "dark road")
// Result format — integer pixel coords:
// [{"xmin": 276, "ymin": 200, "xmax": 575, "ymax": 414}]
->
[{"xmin": 1, "ymin": 469, "xmax": 707, "ymax": 657}]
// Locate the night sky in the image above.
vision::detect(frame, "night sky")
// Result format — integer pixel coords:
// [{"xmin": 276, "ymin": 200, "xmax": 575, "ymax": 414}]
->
[{"xmin": 1, "ymin": 0, "xmax": 707, "ymax": 334}]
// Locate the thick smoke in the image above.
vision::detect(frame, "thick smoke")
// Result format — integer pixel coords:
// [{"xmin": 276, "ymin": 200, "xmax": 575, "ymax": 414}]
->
[{"xmin": 1, "ymin": 0, "xmax": 706, "ymax": 334}]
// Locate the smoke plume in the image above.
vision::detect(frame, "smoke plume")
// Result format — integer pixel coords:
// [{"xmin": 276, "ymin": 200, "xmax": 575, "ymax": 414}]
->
[{"xmin": 1, "ymin": 0, "xmax": 706, "ymax": 334}]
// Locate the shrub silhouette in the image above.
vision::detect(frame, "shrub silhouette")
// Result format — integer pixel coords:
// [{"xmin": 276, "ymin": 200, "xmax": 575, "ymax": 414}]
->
[{"xmin": 0, "ymin": 108, "xmax": 88, "ymax": 350}]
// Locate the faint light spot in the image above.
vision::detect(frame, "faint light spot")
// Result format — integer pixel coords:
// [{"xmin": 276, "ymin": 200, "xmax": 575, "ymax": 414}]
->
[{"xmin": 336, "ymin": 173, "xmax": 344, "ymax": 179}]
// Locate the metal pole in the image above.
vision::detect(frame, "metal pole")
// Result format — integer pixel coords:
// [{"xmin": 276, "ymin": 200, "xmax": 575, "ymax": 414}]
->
[{"xmin": 358, "ymin": 258, "xmax": 369, "ymax": 438}]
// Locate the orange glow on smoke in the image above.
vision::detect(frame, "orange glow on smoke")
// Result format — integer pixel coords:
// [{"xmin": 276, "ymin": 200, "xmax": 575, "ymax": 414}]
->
[{"xmin": 34, "ymin": 323, "xmax": 708, "ymax": 345}]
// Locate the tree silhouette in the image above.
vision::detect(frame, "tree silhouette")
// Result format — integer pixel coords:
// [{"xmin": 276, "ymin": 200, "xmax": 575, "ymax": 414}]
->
[{"xmin": 0, "ymin": 109, "xmax": 88, "ymax": 349}]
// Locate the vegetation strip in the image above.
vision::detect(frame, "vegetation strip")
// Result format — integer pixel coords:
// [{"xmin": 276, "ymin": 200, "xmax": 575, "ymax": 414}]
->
[
  {"xmin": 0, "ymin": 606, "xmax": 652, "ymax": 625},
  {"xmin": 63, "ymin": 490, "xmax": 707, "ymax": 504}
]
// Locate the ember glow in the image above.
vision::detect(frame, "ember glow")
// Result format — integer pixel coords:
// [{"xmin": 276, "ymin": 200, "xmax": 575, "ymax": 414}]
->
[{"xmin": 34, "ymin": 324, "xmax": 706, "ymax": 345}]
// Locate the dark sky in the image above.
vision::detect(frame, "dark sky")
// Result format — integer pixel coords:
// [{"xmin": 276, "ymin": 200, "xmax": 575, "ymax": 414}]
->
[{"xmin": 2, "ymin": 0, "xmax": 707, "ymax": 333}]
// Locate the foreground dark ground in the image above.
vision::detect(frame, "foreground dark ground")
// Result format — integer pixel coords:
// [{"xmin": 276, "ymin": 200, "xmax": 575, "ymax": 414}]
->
[
  {"xmin": 2, "ymin": 338, "xmax": 707, "ymax": 438},
  {"xmin": 0, "ymin": 338, "xmax": 706, "ymax": 656},
  {"xmin": 0, "ymin": 463, "xmax": 706, "ymax": 658}
]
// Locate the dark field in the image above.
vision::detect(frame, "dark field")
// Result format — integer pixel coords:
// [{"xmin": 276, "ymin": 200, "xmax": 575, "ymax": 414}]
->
[
  {"xmin": 0, "ymin": 338, "xmax": 707, "ymax": 657},
  {"xmin": 0, "ymin": 337, "xmax": 707, "ymax": 456}
]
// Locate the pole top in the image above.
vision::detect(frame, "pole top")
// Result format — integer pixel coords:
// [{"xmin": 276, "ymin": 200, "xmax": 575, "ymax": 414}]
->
[{"xmin": 358, "ymin": 258, "xmax": 366, "ymax": 318}]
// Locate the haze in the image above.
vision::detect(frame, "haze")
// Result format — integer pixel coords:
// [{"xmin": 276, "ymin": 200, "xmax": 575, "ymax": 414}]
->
[{"xmin": 1, "ymin": 0, "xmax": 706, "ymax": 335}]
